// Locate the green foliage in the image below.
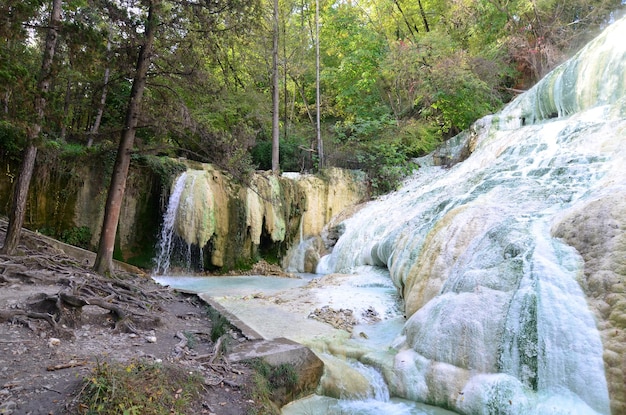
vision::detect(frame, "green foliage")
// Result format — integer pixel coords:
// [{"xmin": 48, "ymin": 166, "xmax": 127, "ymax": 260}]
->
[
  {"xmin": 131, "ymin": 154, "xmax": 186, "ymax": 189},
  {"xmin": 357, "ymin": 140, "xmax": 418, "ymax": 195},
  {"xmin": 248, "ymin": 359, "xmax": 299, "ymax": 390},
  {"xmin": 250, "ymin": 140, "xmax": 272, "ymax": 170},
  {"xmin": 328, "ymin": 114, "xmax": 439, "ymax": 194},
  {"xmin": 183, "ymin": 331, "xmax": 197, "ymax": 349},
  {"xmin": 77, "ymin": 359, "xmax": 203, "ymax": 415},
  {"xmin": 381, "ymin": 31, "xmax": 502, "ymax": 137},
  {"xmin": 269, "ymin": 363, "xmax": 299, "ymax": 389},
  {"xmin": 1, "ymin": 0, "xmax": 619, "ymax": 218},
  {"xmin": 321, "ymin": 3, "xmax": 389, "ymax": 121},
  {"xmin": 248, "ymin": 372, "xmax": 279, "ymax": 415},
  {"xmin": 60, "ymin": 226, "xmax": 92, "ymax": 250},
  {"xmin": 333, "ymin": 115, "xmax": 395, "ymax": 143},
  {"xmin": 396, "ymin": 119, "xmax": 442, "ymax": 157},
  {"xmin": 250, "ymin": 133, "xmax": 309, "ymax": 172},
  {"xmin": 0, "ymin": 121, "xmax": 26, "ymax": 159}
]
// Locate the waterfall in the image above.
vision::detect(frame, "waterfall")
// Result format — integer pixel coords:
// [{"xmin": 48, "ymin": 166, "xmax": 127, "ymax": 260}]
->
[
  {"xmin": 149, "ymin": 15, "xmax": 626, "ymax": 414},
  {"xmin": 312, "ymin": 15, "xmax": 626, "ymax": 415},
  {"xmin": 153, "ymin": 172, "xmax": 189, "ymax": 275}
]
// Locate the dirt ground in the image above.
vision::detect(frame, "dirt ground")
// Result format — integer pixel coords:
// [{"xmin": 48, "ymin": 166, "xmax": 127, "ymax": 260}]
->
[{"xmin": 0, "ymin": 226, "xmax": 259, "ymax": 415}]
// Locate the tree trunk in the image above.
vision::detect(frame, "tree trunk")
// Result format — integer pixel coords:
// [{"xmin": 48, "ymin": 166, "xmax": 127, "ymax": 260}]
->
[
  {"xmin": 315, "ymin": 0, "xmax": 323, "ymax": 169},
  {"xmin": 271, "ymin": 0, "xmax": 280, "ymax": 175},
  {"xmin": 88, "ymin": 38, "xmax": 111, "ymax": 147},
  {"xmin": 417, "ymin": 0, "xmax": 430, "ymax": 32},
  {"xmin": 93, "ymin": 1, "xmax": 159, "ymax": 275},
  {"xmin": 1, "ymin": 145, "xmax": 37, "ymax": 254},
  {"xmin": 1, "ymin": 0, "xmax": 62, "ymax": 255},
  {"xmin": 60, "ymin": 76, "xmax": 71, "ymax": 141},
  {"xmin": 393, "ymin": 0, "xmax": 417, "ymax": 39}
]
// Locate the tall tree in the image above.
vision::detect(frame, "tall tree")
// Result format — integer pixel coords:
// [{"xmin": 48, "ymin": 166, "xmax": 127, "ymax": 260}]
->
[
  {"xmin": 315, "ymin": 0, "xmax": 323, "ymax": 167},
  {"xmin": 271, "ymin": 0, "xmax": 280, "ymax": 174},
  {"xmin": 93, "ymin": 0, "xmax": 160, "ymax": 274},
  {"xmin": 87, "ymin": 37, "xmax": 111, "ymax": 147},
  {"xmin": 1, "ymin": 0, "xmax": 62, "ymax": 254}
]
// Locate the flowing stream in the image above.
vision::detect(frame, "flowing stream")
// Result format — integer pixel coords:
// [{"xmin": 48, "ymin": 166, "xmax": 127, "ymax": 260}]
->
[{"xmin": 154, "ymin": 16, "xmax": 626, "ymax": 415}]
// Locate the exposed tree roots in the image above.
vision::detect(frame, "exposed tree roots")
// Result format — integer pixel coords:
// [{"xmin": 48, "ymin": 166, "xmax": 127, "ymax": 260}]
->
[{"xmin": 0, "ymin": 221, "xmax": 170, "ymax": 338}]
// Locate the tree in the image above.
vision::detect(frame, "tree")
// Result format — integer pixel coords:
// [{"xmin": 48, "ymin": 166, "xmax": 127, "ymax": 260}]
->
[
  {"xmin": 87, "ymin": 36, "xmax": 111, "ymax": 147},
  {"xmin": 1, "ymin": 0, "xmax": 62, "ymax": 255},
  {"xmin": 271, "ymin": 0, "xmax": 280, "ymax": 174},
  {"xmin": 93, "ymin": 0, "xmax": 263, "ymax": 273},
  {"xmin": 93, "ymin": 0, "xmax": 160, "ymax": 275},
  {"xmin": 315, "ymin": 0, "xmax": 323, "ymax": 168}
]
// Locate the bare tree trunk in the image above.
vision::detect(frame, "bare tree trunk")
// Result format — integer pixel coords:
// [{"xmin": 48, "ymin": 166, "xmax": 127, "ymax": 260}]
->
[
  {"xmin": 291, "ymin": 75, "xmax": 314, "ymax": 127},
  {"xmin": 60, "ymin": 77, "xmax": 71, "ymax": 141},
  {"xmin": 315, "ymin": 0, "xmax": 323, "ymax": 169},
  {"xmin": 1, "ymin": 0, "xmax": 62, "ymax": 255},
  {"xmin": 1, "ymin": 145, "xmax": 37, "ymax": 254},
  {"xmin": 93, "ymin": 1, "xmax": 159, "ymax": 275},
  {"xmin": 393, "ymin": 0, "xmax": 417, "ymax": 39},
  {"xmin": 87, "ymin": 38, "xmax": 111, "ymax": 147},
  {"xmin": 417, "ymin": 0, "xmax": 430, "ymax": 32},
  {"xmin": 271, "ymin": 0, "xmax": 280, "ymax": 175},
  {"xmin": 283, "ymin": 16, "xmax": 289, "ymax": 142}
]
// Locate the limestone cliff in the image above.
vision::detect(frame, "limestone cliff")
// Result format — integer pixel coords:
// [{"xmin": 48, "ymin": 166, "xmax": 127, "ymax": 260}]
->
[
  {"xmin": 0, "ymin": 153, "xmax": 367, "ymax": 271},
  {"xmin": 164, "ymin": 164, "xmax": 368, "ymax": 271}
]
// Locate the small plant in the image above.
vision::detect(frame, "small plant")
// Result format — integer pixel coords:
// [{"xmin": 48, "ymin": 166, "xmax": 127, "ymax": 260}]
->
[
  {"xmin": 207, "ymin": 308, "xmax": 230, "ymax": 342},
  {"xmin": 270, "ymin": 363, "xmax": 299, "ymax": 389},
  {"xmin": 183, "ymin": 331, "xmax": 197, "ymax": 349},
  {"xmin": 248, "ymin": 370, "xmax": 278, "ymax": 415},
  {"xmin": 75, "ymin": 358, "xmax": 203, "ymax": 415}
]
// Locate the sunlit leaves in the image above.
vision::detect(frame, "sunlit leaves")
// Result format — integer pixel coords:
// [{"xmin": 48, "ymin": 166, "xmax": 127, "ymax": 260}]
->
[
  {"xmin": 381, "ymin": 31, "xmax": 501, "ymax": 136},
  {"xmin": 320, "ymin": 2, "xmax": 388, "ymax": 120}
]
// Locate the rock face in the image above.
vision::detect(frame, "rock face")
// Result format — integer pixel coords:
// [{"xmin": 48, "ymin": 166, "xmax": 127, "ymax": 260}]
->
[
  {"xmin": 166, "ymin": 164, "xmax": 367, "ymax": 271},
  {"xmin": 552, "ymin": 190, "xmax": 626, "ymax": 414},
  {"xmin": 0, "ymin": 155, "xmax": 166, "ymax": 267},
  {"xmin": 0, "ymin": 154, "xmax": 367, "ymax": 271}
]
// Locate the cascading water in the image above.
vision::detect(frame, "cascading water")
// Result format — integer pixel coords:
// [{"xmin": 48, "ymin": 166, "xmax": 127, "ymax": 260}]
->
[
  {"xmin": 150, "ymin": 16, "xmax": 626, "ymax": 415},
  {"xmin": 306, "ymin": 15, "xmax": 626, "ymax": 415},
  {"xmin": 154, "ymin": 171, "xmax": 199, "ymax": 274}
]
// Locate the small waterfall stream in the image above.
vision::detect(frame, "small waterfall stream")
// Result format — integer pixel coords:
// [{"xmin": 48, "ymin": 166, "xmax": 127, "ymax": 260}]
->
[
  {"xmin": 153, "ymin": 171, "xmax": 203, "ymax": 274},
  {"xmin": 154, "ymin": 172, "xmax": 188, "ymax": 274}
]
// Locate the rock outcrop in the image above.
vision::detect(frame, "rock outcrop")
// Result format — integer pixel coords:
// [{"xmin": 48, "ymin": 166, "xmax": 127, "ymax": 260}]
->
[
  {"xmin": 552, "ymin": 189, "xmax": 626, "ymax": 414},
  {"xmin": 168, "ymin": 164, "xmax": 367, "ymax": 271},
  {"xmin": 0, "ymin": 154, "xmax": 367, "ymax": 271}
]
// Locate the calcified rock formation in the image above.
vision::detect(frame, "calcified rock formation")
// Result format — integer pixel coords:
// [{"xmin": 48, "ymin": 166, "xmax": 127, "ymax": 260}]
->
[
  {"xmin": 156, "ymin": 165, "xmax": 367, "ymax": 272},
  {"xmin": 315, "ymin": 16, "xmax": 626, "ymax": 415}
]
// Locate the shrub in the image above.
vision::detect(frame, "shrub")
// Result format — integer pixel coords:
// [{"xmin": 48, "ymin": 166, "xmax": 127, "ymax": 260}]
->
[{"xmin": 60, "ymin": 226, "xmax": 92, "ymax": 250}]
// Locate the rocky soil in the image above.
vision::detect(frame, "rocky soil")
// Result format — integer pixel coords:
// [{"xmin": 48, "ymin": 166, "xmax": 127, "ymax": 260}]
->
[{"xmin": 0, "ymin": 224, "xmax": 259, "ymax": 415}]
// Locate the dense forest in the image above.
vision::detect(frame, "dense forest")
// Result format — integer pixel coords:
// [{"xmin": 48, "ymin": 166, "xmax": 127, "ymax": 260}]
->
[{"xmin": 1, "ymin": 0, "xmax": 624, "ymax": 270}]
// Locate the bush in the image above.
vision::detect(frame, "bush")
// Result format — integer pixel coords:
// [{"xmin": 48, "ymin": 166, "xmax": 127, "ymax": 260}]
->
[
  {"xmin": 208, "ymin": 308, "xmax": 230, "ymax": 342},
  {"xmin": 246, "ymin": 358, "xmax": 299, "ymax": 415},
  {"xmin": 60, "ymin": 226, "xmax": 92, "ymax": 250},
  {"xmin": 250, "ymin": 134, "xmax": 310, "ymax": 173}
]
